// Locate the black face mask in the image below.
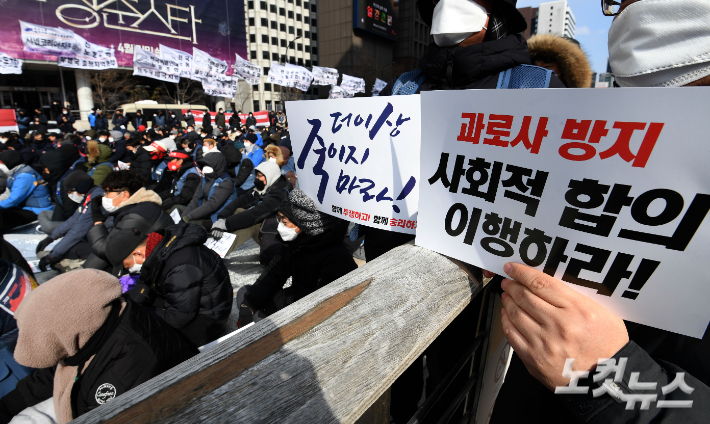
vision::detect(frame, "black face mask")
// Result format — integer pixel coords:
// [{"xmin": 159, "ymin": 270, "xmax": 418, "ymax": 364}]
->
[{"xmin": 254, "ymin": 179, "xmax": 266, "ymax": 191}]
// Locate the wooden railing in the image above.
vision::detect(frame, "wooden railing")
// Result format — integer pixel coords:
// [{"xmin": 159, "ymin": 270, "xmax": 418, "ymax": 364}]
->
[{"xmin": 72, "ymin": 243, "xmax": 484, "ymax": 423}]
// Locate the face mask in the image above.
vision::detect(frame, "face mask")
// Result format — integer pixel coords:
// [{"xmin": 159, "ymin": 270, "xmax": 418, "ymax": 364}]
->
[
  {"xmin": 128, "ymin": 258, "xmax": 142, "ymax": 274},
  {"xmin": 0, "ymin": 139, "xmax": 6, "ymax": 144},
  {"xmin": 254, "ymin": 178, "xmax": 266, "ymax": 191},
  {"xmin": 184, "ymin": 147, "xmax": 192, "ymax": 153},
  {"xmin": 68, "ymin": 191, "xmax": 85, "ymax": 204},
  {"xmin": 167, "ymin": 161, "xmax": 181, "ymax": 171},
  {"xmin": 108, "ymin": 137, "xmax": 114, "ymax": 142},
  {"xmin": 63, "ymin": 111, "xmax": 68, "ymax": 114},
  {"xmin": 202, "ymin": 145, "xmax": 211, "ymax": 155},
  {"xmin": 86, "ymin": 136, "xmax": 92, "ymax": 141},
  {"xmin": 430, "ymin": 0, "xmax": 489, "ymax": 47},
  {"xmin": 608, "ymin": 0, "xmax": 710, "ymax": 87},
  {"xmin": 99, "ymin": 137, "xmax": 107, "ymax": 143},
  {"xmin": 269, "ymin": 157, "xmax": 277, "ymax": 163},
  {"xmin": 102, "ymin": 195, "xmax": 120, "ymax": 212},
  {"xmin": 202, "ymin": 166, "xmax": 214, "ymax": 174},
  {"xmin": 277, "ymin": 222, "xmax": 299, "ymax": 241}
]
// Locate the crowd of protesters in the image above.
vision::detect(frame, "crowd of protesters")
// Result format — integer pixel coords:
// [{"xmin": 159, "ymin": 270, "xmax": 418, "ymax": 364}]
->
[{"xmin": 0, "ymin": 0, "xmax": 708, "ymax": 422}]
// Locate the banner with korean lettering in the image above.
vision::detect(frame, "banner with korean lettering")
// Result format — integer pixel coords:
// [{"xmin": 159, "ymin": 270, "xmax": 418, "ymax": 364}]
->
[
  {"xmin": 312, "ymin": 66, "xmax": 339, "ymax": 86},
  {"xmin": 267, "ymin": 63, "xmax": 311, "ymax": 92},
  {"xmin": 233, "ymin": 54, "xmax": 262, "ymax": 85},
  {"xmin": 159, "ymin": 44, "xmax": 192, "ymax": 79},
  {"xmin": 287, "ymin": 97, "xmax": 421, "ymax": 234},
  {"xmin": 192, "ymin": 47, "xmax": 229, "ymax": 81},
  {"xmin": 417, "ymin": 88, "xmax": 710, "ymax": 338},
  {"xmin": 341, "ymin": 74, "xmax": 366, "ymax": 94},
  {"xmin": 19, "ymin": 21, "xmax": 76, "ymax": 56},
  {"xmin": 57, "ymin": 34, "xmax": 117, "ymax": 70},
  {"xmin": 328, "ymin": 86, "xmax": 354, "ymax": 99},
  {"xmin": 183, "ymin": 110, "xmax": 271, "ymax": 127},
  {"xmin": 133, "ymin": 47, "xmax": 179, "ymax": 83},
  {"xmin": 372, "ymin": 78, "xmax": 388, "ymax": 96},
  {"xmin": 0, "ymin": 54, "xmax": 22, "ymax": 75},
  {"xmin": 202, "ymin": 76, "xmax": 235, "ymax": 98}
]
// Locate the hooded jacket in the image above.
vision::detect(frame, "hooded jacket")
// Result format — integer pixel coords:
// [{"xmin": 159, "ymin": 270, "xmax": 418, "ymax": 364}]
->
[
  {"xmin": 184, "ymin": 152, "xmax": 236, "ymax": 222},
  {"xmin": 58, "ymin": 114, "xmax": 75, "ymax": 133},
  {"xmin": 528, "ymin": 34, "xmax": 593, "ymax": 88},
  {"xmin": 0, "ymin": 155, "xmax": 53, "ymax": 214},
  {"xmin": 0, "ymin": 270, "xmax": 197, "ymax": 423},
  {"xmin": 218, "ymin": 161, "xmax": 291, "ymax": 232},
  {"xmin": 51, "ymin": 170, "xmax": 90, "ymax": 222},
  {"xmin": 244, "ymin": 219, "xmax": 356, "ymax": 314},
  {"xmin": 38, "ymin": 149, "xmax": 70, "ymax": 198},
  {"xmin": 84, "ymin": 142, "xmax": 113, "ymax": 186},
  {"xmin": 47, "ymin": 185, "xmax": 104, "ymax": 261},
  {"xmin": 222, "ymin": 143, "xmax": 254, "ymax": 188},
  {"xmin": 128, "ymin": 146, "xmax": 153, "ymax": 181},
  {"xmin": 125, "ymin": 223, "xmax": 233, "ymax": 345}
]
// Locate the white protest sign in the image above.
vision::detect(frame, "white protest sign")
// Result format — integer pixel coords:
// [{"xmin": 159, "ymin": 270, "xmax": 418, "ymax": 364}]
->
[
  {"xmin": 205, "ymin": 233, "xmax": 236, "ymax": 258},
  {"xmin": 372, "ymin": 78, "xmax": 388, "ymax": 96},
  {"xmin": 285, "ymin": 63, "xmax": 314, "ymax": 92},
  {"xmin": 233, "ymin": 53, "xmax": 262, "ymax": 85},
  {"xmin": 0, "ymin": 54, "xmax": 22, "ymax": 75},
  {"xmin": 312, "ymin": 65, "xmax": 339, "ymax": 86},
  {"xmin": 202, "ymin": 76, "xmax": 235, "ymax": 98},
  {"xmin": 192, "ymin": 47, "xmax": 229, "ymax": 81},
  {"xmin": 328, "ymin": 86, "xmax": 354, "ymax": 99},
  {"xmin": 58, "ymin": 34, "xmax": 117, "ymax": 70},
  {"xmin": 417, "ymin": 88, "xmax": 710, "ymax": 338},
  {"xmin": 267, "ymin": 63, "xmax": 311, "ymax": 91},
  {"xmin": 159, "ymin": 44, "xmax": 193, "ymax": 79},
  {"xmin": 19, "ymin": 21, "xmax": 76, "ymax": 56},
  {"xmin": 287, "ymin": 96, "xmax": 421, "ymax": 234},
  {"xmin": 133, "ymin": 47, "xmax": 180, "ymax": 83},
  {"xmin": 117, "ymin": 161, "xmax": 130, "ymax": 170},
  {"xmin": 340, "ymin": 74, "xmax": 366, "ymax": 94}
]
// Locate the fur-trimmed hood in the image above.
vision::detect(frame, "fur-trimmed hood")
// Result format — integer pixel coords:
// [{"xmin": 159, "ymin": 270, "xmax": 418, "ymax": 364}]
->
[
  {"xmin": 118, "ymin": 188, "xmax": 162, "ymax": 209},
  {"xmin": 528, "ymin": 35, "xmax": 592, "ymax": 88}
]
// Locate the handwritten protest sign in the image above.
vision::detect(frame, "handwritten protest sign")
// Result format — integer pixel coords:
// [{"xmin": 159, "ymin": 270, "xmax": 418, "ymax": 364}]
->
[
  {"xmin": 0, "ymin": 54, "xmax": 22, "ymax": 75},
  {"xmin": 159, "ymin": 44, "xmax": 193, "ymax": 79},
  {"xmin": 341, "ymin": 74, "xmax": 366, "ymax": 93},
  {"xmin": 233, "ymin": 53, "xmax": 262, "ymax": 85},
  {"xmin": 192, "ymin": 47, "xmax": 229, "ymax": 81},
  {"xmin": 372, "ymin": 78, "xmax": 388, "ymax": 96},
  {"xmin": 133, "ymin": 47, "xmax": 179, "ymax": 83},
  {"xmin": 312, "ymin": 66, "xmax": 339, "ymax": 86},
  {"xmin": 328, "ymin": 86, "xmax": 354, "ymax": 99},
  {"xmin": 287, "ymin": 96, "xmax": 421, "ymax": 234},
  {"xmin": 416, "ymin": 88, "xmax": 710, "ymax": 338},
  {"xmin": 58, "ymin": 34, "xmax": 117, "ymax": 70}
]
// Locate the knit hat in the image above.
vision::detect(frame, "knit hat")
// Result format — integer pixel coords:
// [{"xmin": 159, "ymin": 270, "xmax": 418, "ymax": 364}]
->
[
  {"xmin": 0, "ymin": 150, "xmax": 23, "ymax": 170},
  {"xmin": 63, "ymin": 170, "xmax": 93, "ymax": 192},
  {"xmin": 74, "ymin": 178, "xmax": 94, "ymax": 195},
  {"xmin": 277, "ymin": 189, "xmax": 340, "ymax": 236}
]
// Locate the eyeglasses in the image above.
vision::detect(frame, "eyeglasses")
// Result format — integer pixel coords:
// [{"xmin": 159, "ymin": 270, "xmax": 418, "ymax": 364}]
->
[{"xmin": 601, "ymin": 0, "xmax": 622, "ymax": 16}]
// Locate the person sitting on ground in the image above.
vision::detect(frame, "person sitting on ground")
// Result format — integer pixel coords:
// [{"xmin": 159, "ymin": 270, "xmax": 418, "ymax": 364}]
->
[
  {"xmin": 264, "ymin": 145, "xmax": 285, "ymax": 167},
  {"xmin": 0, "ymin": 269, "xmax": 198, "ymax": 423},
  {"xmin": 182, "ymin": 140, "xmax": 237, "ymax": 223},
  {"xmin": 37, "ymin": 148, "xmax": 72, "ymax": 207},
  {"xmin": 211, "ymin": 161, "xmax": 291, "ymax": 261},
  {"xmin": 108, "ymin": 130, "xmax": 128, "ymax": 165},
  {"xmin": 36, "ymin": 177, "xmax": 104, "ymax": 273},
  {"xmin": 83, "ymin": 170, "xmax": 172, "ymax": 271},
  {"xmin": 237, "ymin": 190, "xmax": 357, "ymax": 325},
  {"xmin": 178, "ymin": 137, "xmax": 195, "ymax": 154},
  {"xmin": 37, "ymin": 170, "xmax": 89, "ymax": 235},
  {"xmin": 278, "ymin": 145, "xmax": 298, "ymax": 188},
  {"xmin": 109, "ymin": 221, "xmax": 233, "ymax": 346},
  {"xmin": 0, "ymin": 150, "xmax": 52, "ymax": 230},
  {"xmin": 20, "ymin": 132, "xmax": 53, "ymax": 172},
  {"xmin": 125, "ymin": 138, "xmax": 152, "ymax": 180},
  {"xmin": 154, "ymin": 151, "xmax": 201, "ymax": 212},
  {"xmin": 528, "ymin": 34, "xmax": 593, "ymax": 88},
  {"xmin": 83, "ymin": 140, "xmax": 114, "ymax": 186}
]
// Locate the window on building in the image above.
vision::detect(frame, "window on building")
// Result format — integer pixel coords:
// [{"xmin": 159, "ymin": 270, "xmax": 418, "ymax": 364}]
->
[
  {"xmin": 297, "ymin": 58, "xmax": 303, "ymax": 66},
  {"xmin": 297, "ymin": 28, "xmax": 302, "ymax": 37},
  {"xmin": 311, "ymin": 47, "xmax": 318, "ymax": 55},
  {"xmin": 280, "ymin": 54, "xmax": 287, "ymax": 63},
  {"xmin": 260, "ymin": 1, "xmax": 266, "ymax": 9},
  {"xmin": 264, "ymin": 67, "xmax": 270, "ymax": 75},
  {"xmin": 305, "ymin": 59, "xmax": 311, "ymax": 67},
  {"xmin": 288, "ymin": 11, "xmax": 294, "ymax": 19},
  {"xmin": 272, "ymin": 52, "xmax": 279, "ymax": 61},
  {"xmin": 258, "ymin": 17, "xmax": 265, "ymax": 26},
  {"xmin": 251, "ymin": 50, "xmax": 257, "ymax": 59},
  {"xmin": 305, "ymin": 31, "xmax": 310, "ymax": 38},
  {"xmin": 279, "ymin": 7, "xmax": 285, "ymax": 16},
  {"xmin": 248, "ymin": 1, "xmax": 254, "ymax": 9},
  {"xmin": 262, "ymin": 51, "xmax": 269, "ymax": 59},
  {"xmin": 289, "ymin": 56, "xmax": 295, "ymax": 64},
  {"xmin": 304, "ymin": 45, "xmax": 310, "ymax": 53},
  {"xmin": 254, "ymin": 101, "xmax": 260, "ymax": 111},
  {"xmin": 304, "ymin": 16, "xmax": 310, "ymax": 24},
  {"xmin": 250, "ymin": 34, "xmax": 256, "ymax": 43},
  {"xmin": 296, "ymin": 0, "xmax": 301, "ymax": 5},
  {"xmin": 280, "ymin": 23, "xmax": 286, "ymax": 31},
  {"xmin": 270, "ymin": 20, "xmax": 277, "ymax": 29},
  {"xmin": 261, "ymin": 34, "xmax": 269, "ymax": 43},
  {"xmin": 264, "ymin": 83, "xmax": 272, "ymax": 91},
  {"xmin": 312, "ymin": 60, "xmax": 318, "ymax": 66},
  {"xmin": 288, "ymin": 26, "xmax": 294, "ymax": 34},
  {"xmin": 271, "ymin": 36, "xmax": 278, "ymax": 45},
  {"xmin": 265, "ymin": 101, "xmax": 273, "ymax": 111},
  {"xmin": 311, "ymin": 32, "xmax": 318, "ymax": 41},
  {"xmin": 312, "ymin": 19, "xmax": 317, "ymax": 27},
  {"xmin": 311, "ymin": 4, "xmax": 316, "ymax": 12},
  {"xmin": 270, "ymin": 4, "xmax": 276, "ymax": 13},
  {"xmin": 249, "ymin": 17, "xmax": 256, "ymax": 26},
  {"xmin": 297, "ymin": 43, "xmax": 302, "ymax": 51},
  {"xmin": 297, "ymin": 14, "xmax": 301, "ymax": 21},
  {"xmin": 280, "ymin": 39, "xmax": 287, "ymax": 47},
  {"xmin": 304, "ymin": 2, "xmax": 309, "ymax": 10}
]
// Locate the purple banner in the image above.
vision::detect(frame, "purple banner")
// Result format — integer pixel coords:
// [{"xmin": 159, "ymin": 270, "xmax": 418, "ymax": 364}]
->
[{"xmin": 1, "ymin": 0, "xmax": 246, "ymax": 74}]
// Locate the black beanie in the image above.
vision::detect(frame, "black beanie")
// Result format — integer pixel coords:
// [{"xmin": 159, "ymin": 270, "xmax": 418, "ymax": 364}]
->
[
  {"xmin": 0, "ymin": 150, "xmax": 23, "ymax": 171},
  {"xmin": 63, "ymin": 170, "xmax": 93, "ymax": 192},
  {"xmin": 74, "ymin": 179, "xmax": 94, "ymax": 195}
]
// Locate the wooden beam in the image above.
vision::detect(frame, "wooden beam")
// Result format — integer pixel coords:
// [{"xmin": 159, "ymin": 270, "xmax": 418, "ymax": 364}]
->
[{"xmin": 72, "ymin": 244, "xmax": 479, "ymax": 424}]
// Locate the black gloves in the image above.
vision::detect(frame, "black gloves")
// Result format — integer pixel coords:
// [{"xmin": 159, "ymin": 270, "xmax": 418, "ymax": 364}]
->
[
  {"xmin": 36, "ymin": 236, "xmax": 53, "ymax": 254},
  {"xmin": 38, "ymin": 255, "xmax": 59, "ymax": 272},
  {"xmin": 125, "ymin": 282, "xmax": 155, "ymax": 305},
  {"xmin": 211, "ymin": 218, "xmax": 227, "ymax": 240},
  {"xmin": 91, "ymin": 194, "xmax": 105, "ymax": 223},
  {"xmin": 237, "ymin": 303, "xmax": 253, "ymax": 328}
]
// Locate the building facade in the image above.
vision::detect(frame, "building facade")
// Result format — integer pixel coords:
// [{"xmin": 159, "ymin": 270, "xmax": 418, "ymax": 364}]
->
[
  {"xmin": 517, "ymin": 6, "xmax": 539, "ymax": 40},
  {"xmin": 242, "ymin": 0, "xmax": 320, "ymax": 112},
  {"xmin": 393, "ymin": 1, "xmax": 431, "ymax": 74},
  {"xmin": 536, "ymin": 1, "xmax": 576, "ymax": 38}
]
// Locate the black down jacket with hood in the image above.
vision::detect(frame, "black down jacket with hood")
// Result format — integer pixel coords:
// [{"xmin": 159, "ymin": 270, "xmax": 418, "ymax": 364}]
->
[
  {"xmin": 126, "ymin": 222, "xmax": 233, "ymax": 344},
  {"xmin": 183, "ymin": 151, "xmax": 235, "ymax": 221},
  {"xmin": 128, "ymin": 146, "xmax": 153, "ymax": 181}
]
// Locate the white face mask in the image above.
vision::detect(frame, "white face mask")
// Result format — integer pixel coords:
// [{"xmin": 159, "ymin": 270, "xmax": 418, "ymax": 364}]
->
[
  {"xmin": 184, "ymin": 147, "xmax": 192, "ymax": 153},
  {"xmin": 277, "ymin": 221, "xmax": 299, "ymax": 241},
  {"xmin": 608, "ymin": 0, "xmax": 710, "ymax": 88},
  {"xmin": 102, "ymin": 195, "xmax": 120, "ymax": 212},
  {"xmin": 62, "ymin": 111, "xmax": 68, "ymax": 114},
  {"xmin": 99, "ymin": 137, "xmax": 107, "ymax": 142},
  {"xmin": 202, "ymin": 145, "xmax": 211, "ymax": 155},
  {"xmin": 430, "ymin": 0, "xmax": 489, "ymax": 47},
  {"xmin": 128, "ymin": 258, "xmax": 143, "ymax": 274},
  {"xmin": 0, "ymin": 138, "xmax": 6, "ymax": 144},
  {"xmin": 202, "ymin": 166, "xmax": 214, "ymax": 174},
  {"xmin": 268, "ymin": 157, "xmax": 277, "ymax": 163},
  {"xmin": 68, "ymin": 191, "xmax": 85, "ymax": 204},
  {"xmin": 85, "ymin": 136, "xmax": 92, "ymax": 141},
  {"xmin": 108, "ymin": 137, "xmax": 114, "ymax": 142}
]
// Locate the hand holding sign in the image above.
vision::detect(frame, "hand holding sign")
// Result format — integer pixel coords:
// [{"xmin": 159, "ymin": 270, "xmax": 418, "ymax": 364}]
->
[{"xmin": 500, "ymin": 262, "xmax": 629, "ymax": 391}]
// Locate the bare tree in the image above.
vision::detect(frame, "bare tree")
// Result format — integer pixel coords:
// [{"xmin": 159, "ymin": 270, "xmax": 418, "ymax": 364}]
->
[
  {"xmin": 90, "ymin": 69, "xmax": 136, "ymax": 111},
  {"xmin": 275, "ymin": 85, "xmax": 305, "ymax": 109},
  {"xmin": 160, "ymin": 79, "xmax": 205, "ymax": 105},
  {"xmin": 232, "ymin": 80, "xmax": 253, "ymax": 112}
]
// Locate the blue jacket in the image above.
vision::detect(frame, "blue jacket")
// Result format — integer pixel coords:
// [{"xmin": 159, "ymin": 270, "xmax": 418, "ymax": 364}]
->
[
  {"xmin": 15, "ymin": 115, "xmax": 30, "ymax": 131},
  {"xmin": 0, "ymin": 166, "xmax": 53, "ymax": 213},
  {"xmin": 49, "ymin": 186, "xmax": 104, "ymax": 260},
  {"xmin": 89, "ymin": 112, "xmax": 97, "ymax": 128},
  {"xmin": 153, "ymin": 114, "xmax": 166, "ymax": 128},
  {"xmin": 245, "ymin": 145, "xmax": 264, "ymax": 168}
]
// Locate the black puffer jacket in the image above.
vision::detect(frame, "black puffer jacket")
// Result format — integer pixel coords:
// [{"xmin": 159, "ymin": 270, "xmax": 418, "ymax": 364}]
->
[
  {"xmin": 128, "ymin": 146, "xmax": 153, "ymax": 181},
  {"xmin": 0, "ymin": 298, "xmax": 197, "ymax": 421},
  {"xmin": 155, "ymin": 162, "xmax": 201, "ymax": 210},
  {"xmin": 218, "ymin": 175, "xmax": 291, "ymax": 232},
  {"xmin": 130, "ymin": 222, "xmax": 233, "ymax": 336},
  {"xmin": 244, "ymin": 220, "xmax": 357, "ymax": 314},
  {"xmin": 184, "ymin": 152, "xmax": 235, "ymax": 221},
  {"xmin": 38, "ymin": 149, "xmax": 70, "ymax": 200}
]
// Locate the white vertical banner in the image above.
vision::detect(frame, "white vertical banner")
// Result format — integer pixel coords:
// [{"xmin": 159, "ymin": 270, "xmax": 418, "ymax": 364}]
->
[
  {"xmin": 372, "ymin": 78, "xmax": 388, "ymax": 96},
  {"xmin": 328, "ymin": 86, "xmax": 354, "ymax": 99},
  {"xmin": 192, "ymin": 47, "xmax": 229, "ymax": 81},
  {"xmin": 57, "ymin": 34, "xmax": 117, "ymax": 70},
  {"xmin": 311, "ymin": 66, "xmax": 339, "ymax": 86},
  {"xmin": 341, "ymin": 74, "xmax": 366, "ymax": 93},
  {"xmin": 0, "ymin": 54, "xmax": 22, "ymax": 75},
  {"xmin": 233, "ymin": 54, "xmax": 262, "ymax": 85},
  {"xmin": 159, "ymin": 44, "xmax": 193, "ymax": 79},
  {"xmin": 287, "ymin": 96, "xmax": 421, "ymax": 234},
  {"xmin": 133, "ymin": 47, "xmax": 180, "ymax": 83},
  {"xmin": 19, "ymin": 21, "xmax": 76, "ymax": 56}
]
